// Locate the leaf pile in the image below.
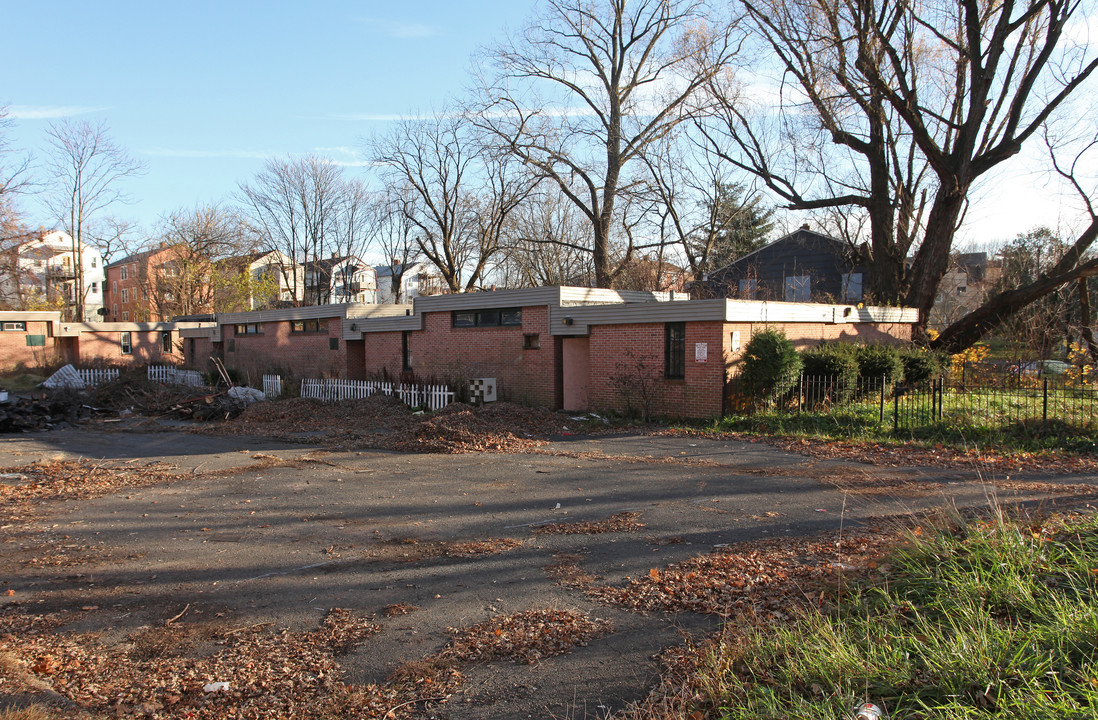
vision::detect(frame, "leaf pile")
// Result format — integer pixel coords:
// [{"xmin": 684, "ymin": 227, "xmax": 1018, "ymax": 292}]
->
[
  {"xmin": 0, "ymin": 606, "xmax": 455, "ymax": 720},
  {"xmin": 587, "ymin": 531, "xmax": 896, "ymax": 620},
  {"xmin": 441, "ymin": 608, "xmax": 613, "ymax": 665},
  {"xmin": 382, "ymin": 403, "xmax": 552, "ymax": 454},
  {"xmin": 534, "ymin": 511, "xmax": 646, "ymax": 535}
]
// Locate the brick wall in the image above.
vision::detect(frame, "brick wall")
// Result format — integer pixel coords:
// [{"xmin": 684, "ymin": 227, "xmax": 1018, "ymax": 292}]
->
[
  {"xmin": 586, "ymin": 321, "xmax": 728, "ymax": 419},
  {"xmin": 360, "ymin": 306, "xmax": 557, "ymax": 406},
  {"xmin": 222, "ymin": 318, "xmax": 347, "ymax": 380},
  {"xmin": 0, "ymin": 322, "xmax": 59, "ymax": 370},
  {"xmin": 184, "ymin": 336, "xmax": 213, "ymax": 369},
  {"xmin": 77, "ymin": 329, "xmax": 178, "ymax": 366}
]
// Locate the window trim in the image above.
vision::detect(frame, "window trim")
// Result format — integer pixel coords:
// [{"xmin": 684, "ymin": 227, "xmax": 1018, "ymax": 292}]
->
[
  {"xmin": 233, "ymin": 323, "xmax": 263, "ymax": 335},
  {"xmin": 290, "ymin": 319, "xmax": 325, "ymax": 334},
  {"xmin": 664, "ymin": 322, "xmax": 686, "ymax": 380},
  {"xmin": 451, "ymin": 307, "xmax": 523, "ymax": 328},
  {"xmin": 120, "ymin": 332, "xmax": 132, "ymax": 355},
  {"xmin": 1, "ymin": 322, "xmax": 26, "ymax": 332}
]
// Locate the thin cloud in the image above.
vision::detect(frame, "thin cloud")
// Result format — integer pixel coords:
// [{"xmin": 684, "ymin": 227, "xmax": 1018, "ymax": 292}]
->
[
  {"xmin": 9, "ymin": 105, "xmax": 111, "ymax": 120},
  {"xmin": 360, "ymin": 17, "xmax": 442, "ymax": 39}
]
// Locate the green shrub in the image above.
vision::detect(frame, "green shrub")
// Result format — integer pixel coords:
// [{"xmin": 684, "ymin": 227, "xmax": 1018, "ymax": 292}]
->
[
  {"xmin": 800, "ymin": 344, "xmax": 859, "ymax": 403},
  {"xmin": 900, "ymin": 350, "xmax": 940, "ymax": 384},
  {"xmin": 854, "ymin": 344, "xmax": 904, "ymax": 383},
  {"xmin": 740, "ymin": 330, "xmax": 802, "ymax": 400}
]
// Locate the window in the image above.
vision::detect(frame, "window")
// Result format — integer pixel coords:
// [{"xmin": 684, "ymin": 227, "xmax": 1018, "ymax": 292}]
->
[
  {"xmin": 841, "ymin": 272, "xmax": 863, "ymax": 302},
  {"xmin": 234, "ymin": 323, "xmax": 263, "ymax": 335},
  {"xmin": 329, "ymin": 337, "xmax": 339, "ymax": 350},
  {"xmin": 956, "ymin": 286, "xmax": 968, "ymax": 295},
  {"xmin": 665, "ymin": 322, "xmax": 686, "ymax": 379},
  {"xmin": 120, "ymin": 266, "xmax": 129, "ymax": 281},
  {"xmin": 402, "ymin": 331, "xmax": 411, "ymax": 371},
  {"xmin": 162, "ymin": 331, "xmax": 172, "ymax": 353},
  {"xmin": 112, "ymin": 281, "xmax": 117, "ymax": 293},
  {"xmin": 120, "ymin": 332, "xmax": 132, "ymax": 354},
  {"xmin": 738, "ymin": 278, "xmax": 757, "ymax": 299},
  {"xmin": 121, "ymin": 288, "xmax": 129, "ymax": 303},
  {"xmin": 291, "ymin": 319, "xmax": 325, "ymax": 333},
  {"xmin": 91, "ymin": 257, "xmax": 97, "ymax": 268},
  {"xmin": 452, "ymin": 307, "xmax": 522, "ymax": 328},
  {"xmin": 523, "ymin": 333, "xmax": 540, "ymax": 350},
  {"xmin": 122, "ymin": 311, "xmax": 130, "ymax": 321},
  {"xmin": 90, "ymin": 282, "xmax": 99, "ymax": 295},
  {"xmin": 1, "ymin": 322, "xmax": 26, "ymax": 332},
  {"xmin": 112, "ymin": 304, "xmax": 118, "ymax": 318},
  {"xmin": 784, "ymin": 275, "xmax": 811, "ymax": 302}
]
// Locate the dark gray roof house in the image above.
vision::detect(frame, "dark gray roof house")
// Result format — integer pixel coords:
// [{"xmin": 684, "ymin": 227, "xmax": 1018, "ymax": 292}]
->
[{"xmin": 700, "ymin": 226, "xmax": 865, "ymax": 303}]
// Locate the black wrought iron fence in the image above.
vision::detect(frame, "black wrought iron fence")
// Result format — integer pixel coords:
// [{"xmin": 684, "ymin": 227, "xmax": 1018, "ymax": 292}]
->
[{"xmin": 728, "ymin": 372, "xmax": 1097, "ymax": 437}]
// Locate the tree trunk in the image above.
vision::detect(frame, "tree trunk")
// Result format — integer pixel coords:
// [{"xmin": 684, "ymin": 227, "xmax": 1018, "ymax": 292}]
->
[
  {"xmin": 1079, "ymin": 276, "xmax": 1098, "ymax": 363},
  {"xmin": 932, "ymin": 258, "xmax": 1098, "ymax": 353}
]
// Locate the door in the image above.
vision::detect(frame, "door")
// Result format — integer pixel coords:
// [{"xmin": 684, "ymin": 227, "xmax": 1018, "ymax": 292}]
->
[{"xmin": 562, "ymin": 337, "xmax": 590, "ymax": 411}]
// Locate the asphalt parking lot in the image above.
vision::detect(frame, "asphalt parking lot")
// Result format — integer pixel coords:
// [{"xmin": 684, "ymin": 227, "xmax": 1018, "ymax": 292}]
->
[{"xmin": 2, "ymin": 427, "xmax": 1094, "ymax": 718}]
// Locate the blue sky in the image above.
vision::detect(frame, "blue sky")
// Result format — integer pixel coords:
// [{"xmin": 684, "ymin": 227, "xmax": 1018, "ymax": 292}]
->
[
  {"xmin": 2, "ymin": 1, "xmax": 536, "ymax": 235},
  {"xmin": 2, "ymin": 1, "xmax": 1087, "ymax": 249}
]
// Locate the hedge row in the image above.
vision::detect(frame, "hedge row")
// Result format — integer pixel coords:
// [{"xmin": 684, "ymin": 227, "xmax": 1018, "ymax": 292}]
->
[{"xmin": 740, "ymin": 330, "xmax": 940, "ymax": 400}]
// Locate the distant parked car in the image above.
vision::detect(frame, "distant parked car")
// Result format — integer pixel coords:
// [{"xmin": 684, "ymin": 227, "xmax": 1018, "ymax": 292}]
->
[{"xmin": 1018, "ymin": 360, "xmax": 1072, "ymax": 376}]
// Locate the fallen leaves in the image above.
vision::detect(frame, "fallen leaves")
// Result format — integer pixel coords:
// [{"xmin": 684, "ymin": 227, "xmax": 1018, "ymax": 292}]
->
[
  {"xmin": 534, "ymin": 511, "xmax": 646, "ymax": 535},
  {"xmin": 587, "ymin": 530, "xmax": 898, "ymax": 620},
  {"xmin": 441, "ymin": 609, "xmax": 613, "ymax": 665}
]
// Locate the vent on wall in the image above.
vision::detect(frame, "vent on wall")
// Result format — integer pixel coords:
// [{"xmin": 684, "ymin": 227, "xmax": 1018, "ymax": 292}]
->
[{"xmin": 470, "ymin": 377, "xmax": 497, "ymax": 404}]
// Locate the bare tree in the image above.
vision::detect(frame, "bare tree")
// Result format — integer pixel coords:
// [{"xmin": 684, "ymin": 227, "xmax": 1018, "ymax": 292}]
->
[
  {"xmin": 369, "ymin": 111, "xmax": 534, "ymax": 292},
  {"xmin": 371, "ymin": 189, "xmax": 422, "ymax": 302},
  {"xmin": 43, "ymin": 119, "xmax": 144, "ymax": 320},
  {"xmin": 496, "ymin": 183, "xmax": 594, "ymax": 287},
  {"xmin": 149, "ymin": 204, "xmax": 262, "ymax": 318},
  {"xmin": 0, "ymin": 106, "xmax": 32, "ymax": 243},
  {"xmin": 707, "ymin": 0, "xmax": 1097, "ymax": 343},
  {"xmin": 477, "ymin": 0, "xmax": 742, "ymax": 288},
  {"xmin": 239, "ymin": 156, "xmax": 365, "ymax": 305}
]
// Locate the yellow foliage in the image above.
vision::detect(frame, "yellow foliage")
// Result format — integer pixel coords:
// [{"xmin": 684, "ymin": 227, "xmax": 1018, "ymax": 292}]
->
[{"xmin": 1065, "ymin": 342, "xmax": 1095, "ymax": 384}]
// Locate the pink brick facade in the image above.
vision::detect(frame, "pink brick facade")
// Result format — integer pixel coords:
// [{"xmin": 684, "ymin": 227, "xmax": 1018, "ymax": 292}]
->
[
  {"xmin": 220, "ymin": 318, "xmax": 347, "ymax": 380},
  {"xmin": 363, "ymin": 306, "xmax": 558, "ymax": 407},
  {"xmin": 0, "ymin": 322, "xmax": 60, "ymax": 370},
  {"xmin": 586, "ymin": 321, "xmax": 729, "ymax": 419},
  {"xmin": 76, "ymin": 329, "xmax": 179, "ymax": 366}
]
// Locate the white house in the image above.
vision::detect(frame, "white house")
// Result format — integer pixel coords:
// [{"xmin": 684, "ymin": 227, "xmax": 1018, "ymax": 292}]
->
[
  {"xmin": 306, "ymin": 256, "xmax": 377, "ymax": 304},
  {"xmin": 0, "ymin": 231, "xmax": 106, "ymax": 320},
  {"xmin": 374, "ymin": 261, "xmax": 440, "ymax": 303}
]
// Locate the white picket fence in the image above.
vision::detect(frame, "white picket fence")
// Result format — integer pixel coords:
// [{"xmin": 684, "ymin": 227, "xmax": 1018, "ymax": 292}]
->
[
  {"xmin": 78, "ymin": 368, "xmax": 119, "ymax": 386},
  {"xmin": 147, "ymin": 365, "xmax": 206, "ymax": 388},
  {"xmin": 299, "ymin": 378, "xmax": 455, "ymax": 411},
  {"xmin": 263, "ymin": 374, "xmax": 283, "ymax": 399}
]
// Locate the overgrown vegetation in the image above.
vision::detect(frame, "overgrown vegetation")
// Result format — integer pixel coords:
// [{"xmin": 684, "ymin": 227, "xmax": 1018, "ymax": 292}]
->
[
  {"xmin": 739, "ymin": 330, "xmax": 801, "ymax": 404},
  {"xmin": 686, "ymin": 508, "xmax": 1098, "ymax": 719}
]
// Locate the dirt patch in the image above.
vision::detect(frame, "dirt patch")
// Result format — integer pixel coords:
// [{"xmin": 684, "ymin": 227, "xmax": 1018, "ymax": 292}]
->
[{"xmin": 361, "ymin": 537, "xmax": 526, "ymax": 564}]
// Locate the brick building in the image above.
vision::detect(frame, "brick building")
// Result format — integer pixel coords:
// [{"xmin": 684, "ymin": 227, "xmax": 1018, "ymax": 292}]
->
[{"xmin": 104, "ymin": 244, "xmax": 180, "ymax": 322}]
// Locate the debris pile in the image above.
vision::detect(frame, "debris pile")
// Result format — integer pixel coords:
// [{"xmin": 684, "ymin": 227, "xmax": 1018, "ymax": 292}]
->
[{"xmin": 0, "ymin": 393, "xmax": 93, "ymax": 433}]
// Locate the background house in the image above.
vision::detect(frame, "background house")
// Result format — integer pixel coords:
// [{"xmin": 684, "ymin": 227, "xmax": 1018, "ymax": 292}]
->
[
  {"xmin": 305, "ymin": 257, "xmax": 377, "ymax": 304},
  {"xmin": 0, "ymin": 231, "xmax": 106, "ymax": 320},
  {"xmin": 214, "ymin": 250, "xmax": 301, "ymax": 311},
  {"xmin": 104, "ymin": 244, "xmax": 179, "ymax": 322},
  {"xmin": 701, "ymin": 226, "xmax": 865, "ymax": 303},
  {"xmin": 374, "ymin": 262, "xmax": 431, "ymax": 304}
]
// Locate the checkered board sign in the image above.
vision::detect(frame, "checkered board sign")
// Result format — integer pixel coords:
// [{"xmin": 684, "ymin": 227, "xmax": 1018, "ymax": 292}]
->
[{"xmin": 469, "ymin": 378, "xmax": 495, "ymax": 403}]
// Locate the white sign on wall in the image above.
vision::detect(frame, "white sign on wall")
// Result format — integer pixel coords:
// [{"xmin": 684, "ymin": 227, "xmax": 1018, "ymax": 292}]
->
[
  {"xmin": 730, "ymin": 331, "xmax": 741, "ymax": 351},
  {"xmin": 695, "ymin": 342, "xmax": 708, "ymax": 363}
]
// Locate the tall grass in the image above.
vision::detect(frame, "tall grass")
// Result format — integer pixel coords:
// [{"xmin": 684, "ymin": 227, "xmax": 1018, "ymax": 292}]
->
[{"xmin": 692, "ymin": 509, "xmax": 1098, "ymax": 719}]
